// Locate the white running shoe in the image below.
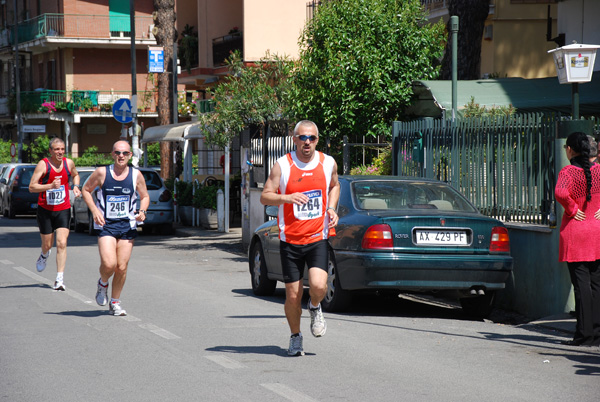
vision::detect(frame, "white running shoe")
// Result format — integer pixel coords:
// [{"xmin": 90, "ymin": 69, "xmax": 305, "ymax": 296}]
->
[
  {"xmin": 96, "ymin": 279, "xmax": 108, "ymax": 306},
  {"xmin": 109, "ymin": 301, "xmax": 127, "ymax": 316},
  {"xmin": 36, "ymin": 250, "xmax": 51, "ymax": 272},
  {"xmin": 287, "ymin": 334, "xmax": 304, "ymax": 356},
  {"xmin": 308, "ymin": 298, "xmax": 327, "ymax": 337},
  {"xmin": 53, "ymin": 280, "xmax": 65, "ymax": 291}
]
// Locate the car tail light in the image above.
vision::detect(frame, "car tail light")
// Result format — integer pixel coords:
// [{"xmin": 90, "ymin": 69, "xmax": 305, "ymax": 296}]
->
[
  {"xmin": 362, "ymin": 224, "xmax": 393, "ymax": 249},
  {"xmin": 490, "ymin": 226, "xmax": 510, "ymax": 253},
  {"xmin": 159, "ymin": 189, "xmax": 172, "ymax": 202},
  {"xmin": 12, "ymin": 173, "xmax": 20, "ymax": 189}
]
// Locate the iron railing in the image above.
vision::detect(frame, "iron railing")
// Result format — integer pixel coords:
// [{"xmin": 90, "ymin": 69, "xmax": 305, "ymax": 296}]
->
[
  {"xmin": 212, "ymin": 32, "xmax": 243, "ymax": 66},
  {"xmin": 392, "ymin": 114, "xmax": 558, "ymax": 225},
  {"xmin": 7, "ymin": 13, "xmax": 154, "ymax": 44},
  {"xmin": 8, "ymin": 90, "xmax": 215, "ymax": 116}
]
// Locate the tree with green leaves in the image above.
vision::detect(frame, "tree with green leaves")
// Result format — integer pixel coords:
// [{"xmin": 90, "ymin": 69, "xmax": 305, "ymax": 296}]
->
[
  {"xmin": 292, "ymin": 0, "xmax": 445, "ymax": 146},
  {"xmin": 199, "ymin": 51, "xmax": 295, "ymax": 148}
]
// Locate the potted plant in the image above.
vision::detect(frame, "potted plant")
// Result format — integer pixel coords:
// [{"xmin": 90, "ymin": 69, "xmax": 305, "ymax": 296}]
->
[
  {"xmin": 176, "ymin": 180, "xmax": 194, "ymax": 225},
  {"xmin": 193, "ymin": 183, "xmax": 222, "ymax": 229},
  {"xmin": 81, "ymin": 98, "xmax": 93, "ymax": 112}
]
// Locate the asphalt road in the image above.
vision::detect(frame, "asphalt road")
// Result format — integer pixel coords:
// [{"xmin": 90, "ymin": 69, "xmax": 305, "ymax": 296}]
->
[{"xmin": 1, "ymin": 216, "xmax": 599, "ymax": 402}]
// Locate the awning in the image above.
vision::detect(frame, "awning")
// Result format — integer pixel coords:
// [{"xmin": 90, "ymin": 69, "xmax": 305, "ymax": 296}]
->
[
  {"xmin": 141, "ymin": 121, "xmax": 204, "ymax": 144},
  {"xmin": 406, "ymin": 75, "xmax": 600, "ymax": 118}
]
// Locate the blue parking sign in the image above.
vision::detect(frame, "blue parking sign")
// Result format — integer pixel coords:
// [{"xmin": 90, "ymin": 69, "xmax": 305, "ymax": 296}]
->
[
  {"xmin": 112, "ymin": 98, "xmax": 133, "ymax": 124},
  {"xmin": 149, "ymin": 46, "xmax": 164, "ymax": 73}
]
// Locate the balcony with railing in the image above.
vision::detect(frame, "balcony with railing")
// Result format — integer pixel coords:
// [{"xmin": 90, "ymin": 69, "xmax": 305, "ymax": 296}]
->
[
  {"xmin": 212, "ymin": 32, "xmax": 243, "ymax": 66},
  {"xmin": 4, "ymin": 89, "xmax": 215, "ymax": 118},
  {"xmin": 5, "ymin": 13, "xmax": 155, "ymax": 46}
]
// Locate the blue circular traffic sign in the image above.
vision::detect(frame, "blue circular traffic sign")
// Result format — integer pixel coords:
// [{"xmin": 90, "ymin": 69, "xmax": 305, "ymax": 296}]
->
[{"xmin": 112, "ymin": 98, "xmax": 133, "ymax": 124}]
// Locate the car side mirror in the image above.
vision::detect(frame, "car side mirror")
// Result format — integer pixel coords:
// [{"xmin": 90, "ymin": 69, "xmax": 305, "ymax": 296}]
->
[{"xmin": 265, "ymin": 205, "xmax": 278, "ymax": 217}]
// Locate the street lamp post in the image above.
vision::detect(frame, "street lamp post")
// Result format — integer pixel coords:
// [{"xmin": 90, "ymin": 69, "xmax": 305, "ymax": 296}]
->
[
  {"xmin": 548, "ymin": 42, "xmax": 600, "ymax": 139},
  {"xmin": 548, "ymin": 42, "xmax": 600, "ymax": 121}
]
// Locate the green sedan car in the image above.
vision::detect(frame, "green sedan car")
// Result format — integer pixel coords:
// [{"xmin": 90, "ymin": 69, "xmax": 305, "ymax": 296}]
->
[{"xmin": 249, "ymin": 176, "xmax": 513, "ymax": 318}]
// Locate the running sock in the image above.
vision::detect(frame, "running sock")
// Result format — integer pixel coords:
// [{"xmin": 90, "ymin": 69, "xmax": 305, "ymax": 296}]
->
[
  {"xmin": 56, "ymin": 272, "xmax": 64, "ymax": 281},
  {"xmin": 291, "ymin": 333, "xmax": 301, "ymax": 338},
  {"xmin": 41, "ymin": 250, "xmax": 50, "ymax": 258},
  {"xmin": 110, "ymin": 298, "xmax": 120, "ymax": 304},
  {"xmin": 100, "ymin": 279, "xmax": 108, "ymax": 287},
  {"xmin": 309, "ymin": 301, "xmax": 319, "ymax": 309}
]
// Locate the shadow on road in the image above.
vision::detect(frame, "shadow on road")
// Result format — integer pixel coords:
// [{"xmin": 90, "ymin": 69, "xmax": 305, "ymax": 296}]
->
[
  {"xmin": 0, "ymin": 283, "xmax": 50, "ymax": 290},
  {"xmin": 44, "ymin": 310, "xmax": 107, "ymax": 318},
  {"xmin": 205, "ymin": 344, "xmax": 312, "ymax": 357}
]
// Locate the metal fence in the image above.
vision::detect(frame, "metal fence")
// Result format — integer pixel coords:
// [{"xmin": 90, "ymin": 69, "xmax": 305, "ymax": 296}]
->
[
  {"xmin": 10, "ymin": 14, "xmax": 154, "ymax": 43},
  {"xmin": 392, "ymin": 114, "xmax": 558, "ymax": 225}
]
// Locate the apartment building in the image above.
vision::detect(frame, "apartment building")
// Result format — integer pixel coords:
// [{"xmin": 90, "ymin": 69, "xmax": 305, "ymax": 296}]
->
[
  {"xmin": 0, "ymin": 0, "xmax": 158, "ymax": 158},
  {"xmin": 423, "ymin": 0, "xmax": 561, "ymax": 79},
  {"xmin": 175, "ymin": 0, "xmax": 307, "ymax": 94}
]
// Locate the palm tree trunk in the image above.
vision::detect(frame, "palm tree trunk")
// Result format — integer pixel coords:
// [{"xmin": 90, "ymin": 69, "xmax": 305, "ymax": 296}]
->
[{"xmin": 440, "ymin": 0, "xmax": 490, "ymax": 80}]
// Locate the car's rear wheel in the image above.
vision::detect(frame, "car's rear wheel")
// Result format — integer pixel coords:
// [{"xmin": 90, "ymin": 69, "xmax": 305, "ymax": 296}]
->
[
  {"xmin": 73, "ymin": 210, "xmax": 85, "ymax": 233},
  {"xmin": 88, "ymin": 213, "xmax": 96, "ymax": 236},
  {"xmin": 321, "ymin": 251, "xmax": 352, "ymax": 312},
  {"xmin": 141, "ymin": 224, "xmax": 154, "ymax": 235},
  {"xmin": 460, "ymin": 291, "xmax": 496, "ymax": 318},
  {"xmin": 8, "ymin": 200, "xmax": 15, "ymax": 218},
  {"xmin": 249, "ymin": 241, "xmax": 276, "ymax": 296},
  {"xmin": 158, "ymin": 223, "xmax": 173, "ymax": 235}
]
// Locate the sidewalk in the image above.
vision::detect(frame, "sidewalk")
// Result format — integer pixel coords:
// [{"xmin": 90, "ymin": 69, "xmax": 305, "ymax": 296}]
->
[
  {"xmin": 173, "ymin": 222, "xmax": 576, "ymax": 336},
  {"xmin": 529, "ymin": 312, "xmax": 576, "ymax": 336},
  {"xmin": 173, "ymin": 222, "xmax": 243, "ymax": 240}
]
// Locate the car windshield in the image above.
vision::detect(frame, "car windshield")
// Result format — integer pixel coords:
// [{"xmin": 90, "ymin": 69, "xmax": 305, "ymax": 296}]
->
[
  {"xmin": 142, "ymin": 170, "xmax": 163, "ymax": 190},
  {"xmin": 352, "ymin": 180, "xmax": 478, "ymax": 213}
]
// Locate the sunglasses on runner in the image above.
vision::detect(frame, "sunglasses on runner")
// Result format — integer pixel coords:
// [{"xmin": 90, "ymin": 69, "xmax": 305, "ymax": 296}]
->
[
  {"xmin": 295, "ymin": 135, "xmax": 318, "ymax": 142},
  {"xmin": 114, "ymin": 151, "xmax": 131, "ymax": 156}
]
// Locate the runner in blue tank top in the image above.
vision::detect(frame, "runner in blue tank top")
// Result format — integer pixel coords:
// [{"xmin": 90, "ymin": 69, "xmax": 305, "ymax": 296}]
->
[{"xmin": 82, "ymin": 140, "xmax": 150, "ymax": 316}]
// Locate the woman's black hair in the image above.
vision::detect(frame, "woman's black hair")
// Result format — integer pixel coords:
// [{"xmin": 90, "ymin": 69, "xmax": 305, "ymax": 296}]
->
[{"xmin": 566, "ymin": 131, "xmax": 592, "ymax": 201}]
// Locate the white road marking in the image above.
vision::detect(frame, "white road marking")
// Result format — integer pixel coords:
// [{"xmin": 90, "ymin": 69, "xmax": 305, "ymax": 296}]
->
[
  {"xmin": 0, "ymin": 260, "xmax": 13, "ymax": 265},
  {"xmin": 205, "ymin": 355, "xmax": 245, "ymax": 369},
  {"xmin": 11, "ymin": 265, "xmax": 179, "ymax": 340},
  {"xmin": 138, "ymin": 323, "xmax": 181, "ymax": 340},
  {"xmin": 13, "ymin": 266, "xmax": 51, "ymax": 285},
  {"xmin": 261, "ymin": 383, "xmax": 319, "ymax": 402}
]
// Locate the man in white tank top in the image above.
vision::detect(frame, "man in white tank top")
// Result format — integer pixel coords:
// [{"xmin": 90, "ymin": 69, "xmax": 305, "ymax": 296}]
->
[{"xmin": 261, "ymin": 120, "xmax": 340, "ymax": 356}]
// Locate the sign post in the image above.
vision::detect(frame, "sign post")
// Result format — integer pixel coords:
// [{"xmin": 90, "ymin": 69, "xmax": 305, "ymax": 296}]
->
[
  {"xmin": 113, "ymin": 98, "xmax": 134, "ymax": 142},
  {"xmin": 148, "ymin": 46, "xmax": 165, "ymax": 73}
]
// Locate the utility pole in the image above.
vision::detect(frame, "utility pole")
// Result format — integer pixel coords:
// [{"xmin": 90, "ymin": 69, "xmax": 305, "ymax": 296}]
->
[
  {"xmin": 130, "ymin": 0, "xmax": 139, "ymax": 166},
  {"xmin": 13, "ymin": 0, "xmax": 23, "ymax": 162}
]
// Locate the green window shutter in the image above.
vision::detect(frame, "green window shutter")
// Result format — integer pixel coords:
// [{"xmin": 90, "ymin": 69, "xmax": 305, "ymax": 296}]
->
[{"xmin": 109, "ymin": 0, "xmax": 131, "ymax": 33}]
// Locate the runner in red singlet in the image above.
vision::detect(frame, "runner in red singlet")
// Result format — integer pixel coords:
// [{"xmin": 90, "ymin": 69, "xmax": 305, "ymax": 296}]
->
[
  {"xmin": 260, "ymin": 120, "xmax": 340, "ymax": 356},
  {"xmin": 29, "ymin": 138, "xmax": 80, "ymax": 290}
]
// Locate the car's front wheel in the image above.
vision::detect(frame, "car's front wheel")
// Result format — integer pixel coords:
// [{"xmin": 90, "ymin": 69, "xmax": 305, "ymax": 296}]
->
[
  {"xmin": 249, "ymin": 241, "xmax": 276, "ymax": 296},
  {"xmin": 460, "ymin": 291, "xmax": 496, "ymax": 318},
  {"xmin": 321, "ymin": 251, "xmax": 352, "ymax": 312}
]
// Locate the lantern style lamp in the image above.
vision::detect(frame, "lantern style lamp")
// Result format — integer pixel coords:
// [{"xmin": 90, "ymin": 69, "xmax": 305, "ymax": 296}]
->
[{"xmin": 548, "ymin": 42, "xmax": 600, "ymax": 118}]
